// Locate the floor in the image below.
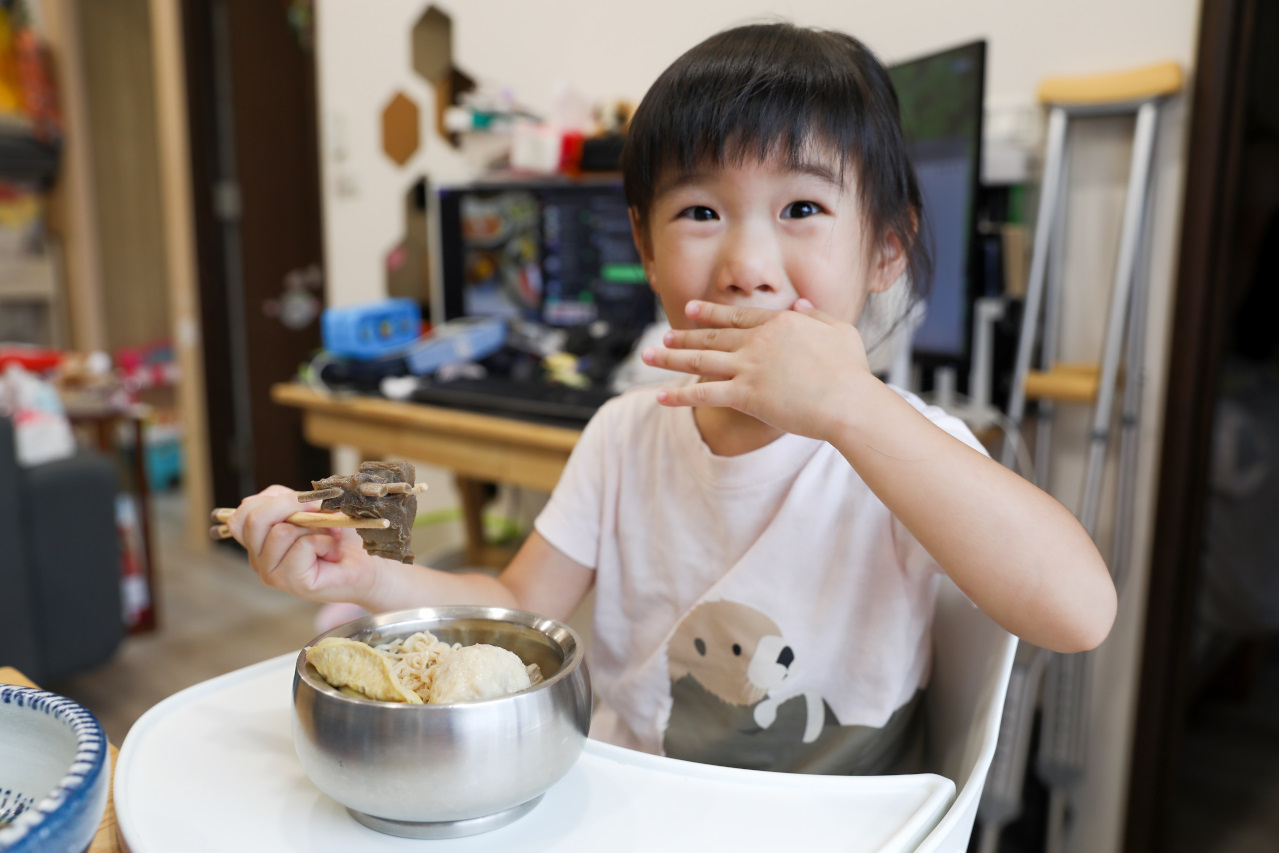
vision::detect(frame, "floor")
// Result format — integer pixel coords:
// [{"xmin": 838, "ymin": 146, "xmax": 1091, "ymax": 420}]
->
[{"xmin": 51, "ymin": 491, "xmax": 328, "ymax": 744}]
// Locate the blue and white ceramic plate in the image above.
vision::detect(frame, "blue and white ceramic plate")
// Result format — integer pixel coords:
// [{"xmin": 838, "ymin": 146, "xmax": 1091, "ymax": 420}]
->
[{"xmin": 0, "ymin": 686, "xmax": 109, "ymax": 853}]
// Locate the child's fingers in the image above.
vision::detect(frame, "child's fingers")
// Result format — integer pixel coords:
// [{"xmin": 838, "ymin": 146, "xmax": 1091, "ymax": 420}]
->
[
  {"xmin": 661, "ymin": 327, "xmax": 749, "ymax": 352},
  {"xmin": 656, "ymin": 379, "xmax": 737, "ymax": 408},
  {"xmin": 233, "ymin": 489, "xmax": 321, "ymax": 558},
  {"xmin": 260, "ymin": 531, "xmax": 333, "ymax": 593},
  {"xmin": 268, "ymin": 527, "xmax": 334, "ymax": 579},
  {"xmin": 685, "ymin": 300, "xmax": 780, "ymax": 329},
  {"xmin": 279, "ymin": 531, "xmax": 371, "ymax": 602},
  {"xmin": 640, "ymin": 345, "xmax": 736, "ymax": 378},
  {"xmin": 256, "ymin": 522, "xmax": 322, "ymax": 580}
]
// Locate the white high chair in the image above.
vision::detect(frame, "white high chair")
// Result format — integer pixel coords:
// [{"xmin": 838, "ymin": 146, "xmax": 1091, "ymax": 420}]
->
[
  {"xmin": 913, "ymin": 577, "xmax": 1018, "ymax": 851},
  {"xmin": 855, "ymin": 286, "xmax": 1018, "ymax": 850},
  {"xmin": 111, "ymin": 576, "xmax": 1017, "ymax": 852}
]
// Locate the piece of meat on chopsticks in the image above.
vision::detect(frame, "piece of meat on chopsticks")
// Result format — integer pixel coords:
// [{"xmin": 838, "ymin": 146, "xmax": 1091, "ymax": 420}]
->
[
  {"xmin": 208, "ymin": 461, "xmax": 427, "ymax": 558},
  {"xmin": 308, "ymin": 460, "xmax": 423, "ymax": 563}
]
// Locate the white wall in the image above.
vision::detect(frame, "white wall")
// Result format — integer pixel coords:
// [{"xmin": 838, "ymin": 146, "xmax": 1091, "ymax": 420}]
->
[
  {"xmin": 314, "ymin": 2, "xmax": 1202, "ymax": 850},
  {"xmin": 316, "ymin": 0, "xmax": 1199, "ymax": 307}
]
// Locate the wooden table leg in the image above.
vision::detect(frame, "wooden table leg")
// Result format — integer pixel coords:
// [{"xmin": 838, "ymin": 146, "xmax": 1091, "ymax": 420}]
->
[
  {"xmin": 129, "ymin": 417, "xmax": 157, "ymax": 632},
  {"xmin": 454, "ymin": 475, "xmax": 490, "ymax": 569}
]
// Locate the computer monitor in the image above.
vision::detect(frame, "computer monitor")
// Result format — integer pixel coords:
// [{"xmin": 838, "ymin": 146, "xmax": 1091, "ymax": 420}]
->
[
  {"xmin": 431, "ymin": 177, "xmax": 656, "ymax": 333},
  {"xmin": 888, "ymin": 40, "xmax": 986, "ymax": 374}
]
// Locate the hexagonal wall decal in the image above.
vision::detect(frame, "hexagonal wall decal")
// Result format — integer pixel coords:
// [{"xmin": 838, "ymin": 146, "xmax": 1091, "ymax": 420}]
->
[
  {"xmin": 411, "ymin": 6, "xmax": 452, "ymax": 85},
  {"xmin": 381, "ymin": 92, "xmax": 420, "ymax": 166}
]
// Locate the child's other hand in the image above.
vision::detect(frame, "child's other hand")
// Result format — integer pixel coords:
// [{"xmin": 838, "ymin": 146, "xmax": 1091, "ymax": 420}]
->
[
  {"xmin": 228, "ymin": 485, "xmax": 379, "ymax": 604},
  {"xmin": 641, "ymin": 299, "xmax": 878, "ymax": 441}
]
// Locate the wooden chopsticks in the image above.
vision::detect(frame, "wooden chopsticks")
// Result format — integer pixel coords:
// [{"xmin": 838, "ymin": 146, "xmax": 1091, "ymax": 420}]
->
[
  {"xmin": 296, "ymin": 482, "xmax": 427, "ymax": 500},
  {"xmin": 208, "ymin": 482, "xmax": 427, "ymax": 540},
  {"xmin": 208, "ymin": 507, "xmax": 391, "ymax": 540}
]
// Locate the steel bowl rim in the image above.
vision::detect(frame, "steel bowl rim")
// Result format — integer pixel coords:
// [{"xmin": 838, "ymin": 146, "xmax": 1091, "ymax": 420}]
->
[{"xmin": 293, "ymin": 604, "xmax": 586, "ymax": 709}]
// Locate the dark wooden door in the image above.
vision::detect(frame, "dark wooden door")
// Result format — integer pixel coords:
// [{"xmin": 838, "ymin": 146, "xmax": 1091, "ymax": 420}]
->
[
  {"xmin": 185, "ymin": 0, "xmax": 328, "ymax": 510},
  {"xmin": 1124, "ymin": 0, "xmax": 1271, "ymax": 849}
]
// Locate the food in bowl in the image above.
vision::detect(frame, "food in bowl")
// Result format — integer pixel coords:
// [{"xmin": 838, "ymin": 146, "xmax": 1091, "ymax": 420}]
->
[
  {"xmin": 305, "ymin": 631, "xmax": 543, "ymax": 704},
  {"xmin": 292, "ymin": 606, "xmax": 591, "ymax": 839}
]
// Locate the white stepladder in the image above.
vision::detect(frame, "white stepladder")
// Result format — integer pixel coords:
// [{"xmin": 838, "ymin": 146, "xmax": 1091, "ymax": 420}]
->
[{"xmin": 978, "ymin": 62, "xmax": 1183, "ymax": 853}]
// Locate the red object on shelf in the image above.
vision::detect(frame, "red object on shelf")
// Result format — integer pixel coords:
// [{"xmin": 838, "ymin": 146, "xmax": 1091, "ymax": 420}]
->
[
  {"xmin": 559, "ymin": 130, "xmax": 586, "ymax": 175},
  {"xmin": 0, "ymin": 345, "xmax": 62, "ymax": 372},
  {"xmin": 116, "ymin": 339, "xmax": 178, "ymax": 398}
]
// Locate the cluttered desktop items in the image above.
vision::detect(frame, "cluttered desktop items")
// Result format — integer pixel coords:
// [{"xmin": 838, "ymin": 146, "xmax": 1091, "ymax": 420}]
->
[
  {"xmin": 422, "ymin": 176, "xmax": 657, "ymax": 421},
  {"xmin": 313, "ymin": 176, "xmax": 657, "ymax": 426}
]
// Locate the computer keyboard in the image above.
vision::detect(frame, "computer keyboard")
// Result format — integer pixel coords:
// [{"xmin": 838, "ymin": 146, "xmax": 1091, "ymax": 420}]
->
[{"xmin": 407, "ymin": 376, "xmax": 615, "ymax": 425}]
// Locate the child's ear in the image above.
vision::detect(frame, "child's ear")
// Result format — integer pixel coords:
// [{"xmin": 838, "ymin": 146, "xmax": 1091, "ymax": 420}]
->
[
  {"xmin": 870, "ymin": 231, "xmax": 908, "ymax": 293},
  {"xmin": 629, "ymin": 207, "xmax": 656, "ymax": 284}
]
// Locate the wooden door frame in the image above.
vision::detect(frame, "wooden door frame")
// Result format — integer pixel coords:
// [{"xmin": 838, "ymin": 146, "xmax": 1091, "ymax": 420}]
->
[
  {"xmin": 150, "ymin": 0, "xmax": 214, "ymax": 547},
  {"xmin": 182, "ymin": 0, "xmax": 328, "ymax": 511},
  {"xmin": 1123, "ymin": 0, "xmax": 1255, "ymax": 849}
]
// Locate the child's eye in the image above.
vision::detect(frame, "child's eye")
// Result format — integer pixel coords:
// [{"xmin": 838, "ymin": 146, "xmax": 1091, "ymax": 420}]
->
[
  {"xmin": 781, "ymin": 201, "xmax": 824, "ymax": 219},
  {"xmin": 677, "ymin": 206, "xmax": 718, "ymax": 222}
]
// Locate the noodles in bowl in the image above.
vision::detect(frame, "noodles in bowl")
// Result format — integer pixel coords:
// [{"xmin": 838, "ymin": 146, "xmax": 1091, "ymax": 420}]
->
[{"xmin": 305, "ymin": 631, "xmax": 543, "ymax": 705}]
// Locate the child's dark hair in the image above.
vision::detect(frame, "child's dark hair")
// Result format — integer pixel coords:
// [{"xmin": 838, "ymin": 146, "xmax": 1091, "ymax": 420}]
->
[{"xmin": 621, "ymin": 22, "xmax": 933, "ymax": 309}]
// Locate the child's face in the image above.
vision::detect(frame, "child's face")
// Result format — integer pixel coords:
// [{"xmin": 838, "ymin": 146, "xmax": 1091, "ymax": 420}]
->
[{"xmin": 631, "ymin": 150, "xmax": 904, "ymax": 331}]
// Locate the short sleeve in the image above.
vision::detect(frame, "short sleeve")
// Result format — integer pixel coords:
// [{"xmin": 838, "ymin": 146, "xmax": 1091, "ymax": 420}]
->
[{"xmin": 532, "ymin": 405, "xmax": 612, "ymax": 569}]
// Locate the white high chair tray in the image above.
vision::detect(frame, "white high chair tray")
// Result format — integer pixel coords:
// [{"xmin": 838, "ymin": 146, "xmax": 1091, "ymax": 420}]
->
[{"xmin": 115, "ymin": 653, "xmax": 954, "ymax": 852}]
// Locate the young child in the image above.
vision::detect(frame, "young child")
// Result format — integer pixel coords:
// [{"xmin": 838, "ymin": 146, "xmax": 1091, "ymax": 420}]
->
[{"xmin": 231, "ymin": 22, "xmax": 1115, "ymax": 775}]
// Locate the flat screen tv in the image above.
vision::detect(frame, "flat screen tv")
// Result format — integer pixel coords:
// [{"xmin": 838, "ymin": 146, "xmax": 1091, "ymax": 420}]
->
[{"xmin": 888, "ymin": 40, "xmax": 987, "ymax": 374}]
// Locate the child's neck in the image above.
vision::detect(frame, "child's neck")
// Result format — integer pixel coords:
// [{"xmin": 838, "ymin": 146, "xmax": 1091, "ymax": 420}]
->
[{"xmin": 693, "ymin": 405, "xmax": 785, "ymax": 457}]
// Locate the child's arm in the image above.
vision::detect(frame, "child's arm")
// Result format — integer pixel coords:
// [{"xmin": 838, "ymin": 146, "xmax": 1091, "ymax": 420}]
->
[
  {"xmin": 644, "ymin": 300, "xmax": 1116, "ymax": 654},
  {"xmin": 229, "ymin": 486, "xmax": 594, "ymax": 623}
]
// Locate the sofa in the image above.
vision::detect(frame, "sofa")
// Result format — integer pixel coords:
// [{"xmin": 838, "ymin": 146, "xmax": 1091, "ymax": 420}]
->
[{"xmin": 0, "ymin": 415, "xmax": 125, "ymax": 684}]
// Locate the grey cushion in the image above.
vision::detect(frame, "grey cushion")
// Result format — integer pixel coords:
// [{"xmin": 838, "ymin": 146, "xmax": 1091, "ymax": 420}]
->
[
  {"xmin": 0, "ymin": 416, "xmax": 41, "ymax": 677},
  {"xmin": 0, "ymin": 416, "xmax": 123, "ymax": 683}
]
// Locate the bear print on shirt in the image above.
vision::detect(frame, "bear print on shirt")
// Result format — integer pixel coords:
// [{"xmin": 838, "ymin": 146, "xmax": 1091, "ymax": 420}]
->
[{"xmin": 662, "ymin": 600, "xmax": 923, "ymax": 775}]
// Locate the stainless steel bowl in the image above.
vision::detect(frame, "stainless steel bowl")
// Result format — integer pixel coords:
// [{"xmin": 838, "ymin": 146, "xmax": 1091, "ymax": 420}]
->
[{"xmin": 291, "ymin": 605, "xmax": 591, "ymax": 839}]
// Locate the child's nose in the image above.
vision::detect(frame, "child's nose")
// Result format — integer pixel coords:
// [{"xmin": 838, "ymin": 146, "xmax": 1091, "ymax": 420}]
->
[{"xmin": 716, "ymin": 229, "xmax": 784, "ymax": 297}]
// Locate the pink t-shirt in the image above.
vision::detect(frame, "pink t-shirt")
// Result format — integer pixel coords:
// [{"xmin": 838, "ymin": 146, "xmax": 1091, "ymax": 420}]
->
[{"xmin": 534, "ymin": 380, "xmax": 987, "ymax": 771}]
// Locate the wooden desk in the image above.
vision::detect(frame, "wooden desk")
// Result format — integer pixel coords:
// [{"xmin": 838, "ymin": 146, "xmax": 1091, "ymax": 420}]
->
[
  {"xmin": 271, "ymin": 384, "xmax": 582, "ymax": 566},
  {"xmin": 0, "ymin": 668, "xmax": 122, "ymax": 853}
]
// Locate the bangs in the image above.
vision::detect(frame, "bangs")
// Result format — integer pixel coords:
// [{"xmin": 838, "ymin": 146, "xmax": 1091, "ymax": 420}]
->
[
  {"xmin": 623, "ymin": 24, "xmax": 901, "ymax": 218},
  {"xmin": 650, "ymin": 129, "xmax": 853, "ymax": 202}
]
